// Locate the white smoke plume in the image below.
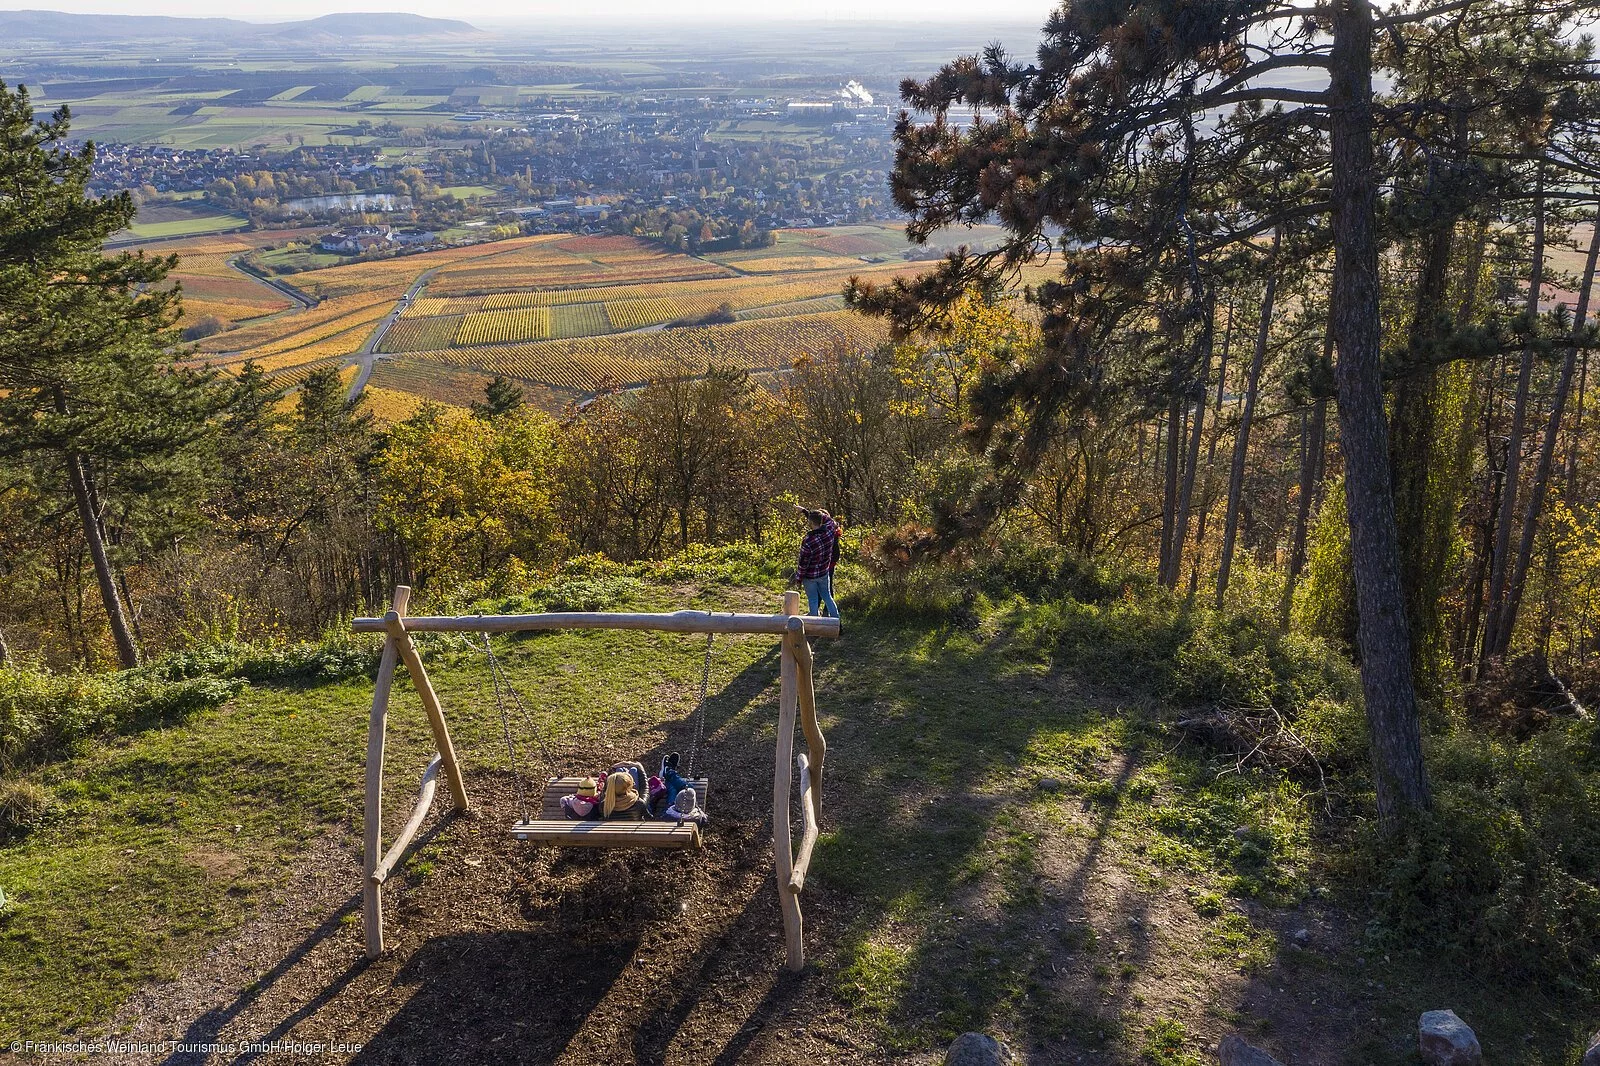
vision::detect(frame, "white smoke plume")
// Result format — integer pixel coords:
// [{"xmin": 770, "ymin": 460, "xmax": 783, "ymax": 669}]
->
[{"xmin": 837, "ymin": 80, "xmax": 874, "ymax": 106}]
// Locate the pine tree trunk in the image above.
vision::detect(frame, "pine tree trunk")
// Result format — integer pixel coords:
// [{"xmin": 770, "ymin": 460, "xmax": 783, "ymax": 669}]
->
[
  {"xmin": 1216, "ymin": 232, "xmax": 1279, "ymax": 608},
  {"xmin": 66, "ymin": 450, "xmax": 140, "ymax": 669},
  {"xmin": 1564, "ymin": 309, "xmax": 1589, "ymax": 499},
  {"xmin": 1387, "ymin": 206, "xmax": 1457, "ymax": 681},
  {"xmin": 1462, "ymin": 368, "xmax": 1504, "ymax": 666},
  {"xmin": 1172, "ymin": 313, "xmax": 1213, "ymax": 591},
  {"xmin": 1450, "ymin": 224, "xmax": 1492, "ymax": 666},
  {"xmin": 1330, "ymin": 0, "xmax": 1431, "ymax": 827},
  {"xmin": 1504, "ymin": 205, "xmax": 1600, "ymax": 641},
  {"xmin": 1280, "ymin": 390, "xmax": 1329, "ymax": 628},
  {"xmin": 1159, "ymin": 395, "xmax": 1182, "ymax": 584},
  {"xmin": 1483, "ymin": 167, "xmax": 1546, "ymax": 660},
  {"xmin": 1186, "ymin": 297, "xmax": 1237, "ymax": 593}
]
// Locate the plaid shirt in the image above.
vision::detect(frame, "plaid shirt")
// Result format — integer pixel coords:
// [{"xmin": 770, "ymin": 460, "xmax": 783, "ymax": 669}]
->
[{"xmin": 794, "ymin": 519, "xmax": 841, "ymax": 580}]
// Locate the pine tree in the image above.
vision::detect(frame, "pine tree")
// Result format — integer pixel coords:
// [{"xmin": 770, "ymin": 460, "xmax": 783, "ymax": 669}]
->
[
  {"xmin": 0, "ymin": 82, "xmax": 223, "ymax": 667},
  {"xmin": 471, "ymin": 375, "xmax": 525, "ymax": 420},
  {"xmin": 845, "ymin": 0, "xmax": 1465, "ymax": 827}
]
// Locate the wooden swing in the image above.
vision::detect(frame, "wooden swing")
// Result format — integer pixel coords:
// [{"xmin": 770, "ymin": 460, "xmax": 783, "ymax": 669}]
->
[
  {"xmin": 351, "ymin": 586, "xmax": 837, "ymax": 970},
  {"xmin": 477, "ymin": 623, "xmax": 716, "ymax": 850}
]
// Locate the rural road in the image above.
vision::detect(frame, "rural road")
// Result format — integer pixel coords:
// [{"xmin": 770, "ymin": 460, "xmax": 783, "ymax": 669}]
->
[
  {"xmin": 227, "ymin": 256, "xmax": 316, "ymax": 310},
  {"xmin": 348, "ymin": 268, "xmax": 436, "ymax": 401}
]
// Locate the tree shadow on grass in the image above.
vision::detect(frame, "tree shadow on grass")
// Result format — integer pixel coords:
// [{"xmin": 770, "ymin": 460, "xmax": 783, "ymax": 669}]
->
[{"xmin": 795, "ymin": 613, "xmax": 1182, "ymax": 1057}]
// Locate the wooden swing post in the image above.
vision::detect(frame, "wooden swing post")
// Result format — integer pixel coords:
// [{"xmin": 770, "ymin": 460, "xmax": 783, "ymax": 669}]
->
[
  {"xmin": 775, "ymin": 590, "xmax": 828, "ymax": 971},
  {"xmin": 362, "ymin": 585, "xmax": 471, "ymax": 960}
]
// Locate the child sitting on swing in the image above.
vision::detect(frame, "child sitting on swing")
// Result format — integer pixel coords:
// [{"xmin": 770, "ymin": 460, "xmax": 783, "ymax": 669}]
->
[{"xmin": 651, "ymin": 752, "xmax": 707, "ymax": 823}]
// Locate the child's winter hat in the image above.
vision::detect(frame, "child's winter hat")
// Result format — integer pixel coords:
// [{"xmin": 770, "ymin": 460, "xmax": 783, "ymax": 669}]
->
[
  {"xmin": 576, "ymin": 776, "xmax": 598, "ymax": 798},
  {"xmin": 673, "ymin": 787, "xmax": 699, "ymax": 814}
]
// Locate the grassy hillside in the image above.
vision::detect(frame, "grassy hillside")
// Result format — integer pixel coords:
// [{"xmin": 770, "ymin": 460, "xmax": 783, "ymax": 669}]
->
[{"xmin": 0, "ymin": 549, "xmax": 1594, "ymax": 1062}]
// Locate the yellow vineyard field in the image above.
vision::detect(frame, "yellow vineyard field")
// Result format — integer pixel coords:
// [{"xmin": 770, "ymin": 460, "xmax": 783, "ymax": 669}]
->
[
  {"xmin": 722, "ymin": 254, "xmax": 859, "ymax": 273},
  {"xmin": 161, "ymin": 229, "xmax": 926, "ymax": 405},
  {"xmin": 455, "ymin": 308, "xmax": 553, "ymax": 346},
  {"xmin": 603, "ymin": 296, "xmax": 689, "ymax": 331},
  {"xmin": 368, "ymin": 358, "xmax": 531, "ymax": 411},
  {"xmin": 735, "ymin": 295, "xmax": 847, "ymax": 320},
  {"xmin": 404, "ymin": 297, "xmax": 458, "ymax": 318},
  {"xmin": 379, "ymin": 316, "xmax": 463, "ymax": 353},
  {"xmin": 130, "ymin": 227, "xmax": 317, "ymax": 327},
  {"xmin": 361, "ymin": 385, "xmax": 462, "ymax": 424},
  {"xmin": 196, "ymin": 291, "xmax": 390, "ymax": 355},
  {"xmin": 286, "ymin": 235, "xmax": 558, "ymax": 301},
  {"xmin": 550, "ymin": 303, "xmax": 611, "ymax": 339}
]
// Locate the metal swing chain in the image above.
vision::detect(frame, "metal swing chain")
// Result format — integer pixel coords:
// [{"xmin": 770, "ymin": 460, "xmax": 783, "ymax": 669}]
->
[
  {"xmin": 686, "ymin": 625, "xmax": 716, "ymax": 780},
  {"xmin": 483, "ymin": 631, "xmax": 566, "ymax": 822},
  {"xmin": 482, "ymin": 632, "xmax": 529, "ymax": 824}
]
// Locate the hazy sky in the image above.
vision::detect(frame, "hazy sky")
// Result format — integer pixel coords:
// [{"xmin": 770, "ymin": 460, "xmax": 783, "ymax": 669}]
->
[{"xmin": 4, "ymin": 0, "xmax": 1058, "ymax": 21}]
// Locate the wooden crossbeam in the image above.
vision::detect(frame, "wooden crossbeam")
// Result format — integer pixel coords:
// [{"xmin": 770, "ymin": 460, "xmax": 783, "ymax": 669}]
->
[{"xmin": 351, "ymin": 608, "xmax": 840, "ymax": 638}]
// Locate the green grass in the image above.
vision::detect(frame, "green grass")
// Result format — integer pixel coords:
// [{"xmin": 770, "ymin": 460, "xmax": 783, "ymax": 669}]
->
[
  {"xmin": 126, "ymin": 211, "xmax": 249, "ymax": 239},
  {"xmin": 0, "ymin": 675, "xmax": 380, "ymax": 1034},
  {"xmin": 254, "ymin": 246, "xmax": 346, "ymax": 273},
  {"xmin": 439, "ymin": 185, "xmax": 500, "ymax": 200}
]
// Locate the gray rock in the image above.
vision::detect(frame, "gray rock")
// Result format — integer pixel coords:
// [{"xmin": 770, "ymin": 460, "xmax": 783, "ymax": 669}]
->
[
  {"xmin": 1418, "ymin": 1010, "xmax": 1482, "ymax": 1066},
  {"xmin": 1292, "ymin": 927, "xmax": 1311, "ymax": 946},
  {"xmin": 1584, "ymin": 1031, "xmax": 1600, "ymax": 1066},
  {"xmin": 1218, "ymin": 1034, "xmax": 1285, "ymax": 1066},
  {"xmin": 1036, "ymin": 777, "xmax": 1066, "ymax": 792},
  {"xmin": 945, "ymin": 1032, "xmax": 1012, "ymax": 1066}
]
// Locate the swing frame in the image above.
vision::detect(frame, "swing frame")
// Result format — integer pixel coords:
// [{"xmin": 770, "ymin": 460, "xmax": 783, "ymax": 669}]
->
[{"xmin": 352, "ymin": 585, "xmax": 837, "ymax": 970}]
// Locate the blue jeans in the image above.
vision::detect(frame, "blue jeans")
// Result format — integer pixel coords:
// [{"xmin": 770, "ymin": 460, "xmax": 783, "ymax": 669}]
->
[
  {"xmin": 662, "ymin": 767, "xmax": 691, "ymax": 807},
  {"xmin": 802, "ymin": 575, "xmax": 838, "ymax": 619}
]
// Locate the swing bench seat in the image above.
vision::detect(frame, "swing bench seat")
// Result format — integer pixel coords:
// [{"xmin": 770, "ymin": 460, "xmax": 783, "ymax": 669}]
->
[{"xmin": 510, "ymin": 777, "xmax": 710, "ymax": 849}]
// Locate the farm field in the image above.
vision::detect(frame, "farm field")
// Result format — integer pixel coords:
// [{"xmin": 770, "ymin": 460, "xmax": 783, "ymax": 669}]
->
[
  {"xmin": 148, "ymin": 226, "xmax": 943, "ymax": 406},
  {"xmin": 360, "ymin": 384, "xmax": 463, "ymax": 424},
  {"xmin": 122, "ymin": 200, "xmax": 251, "ymax": 240},
  {"xmin": 396, "ymin": 310, "xmax": 887, "ymax": 393},
  {"xmin": 709, "ymin": 221, "xmax": 1014, "ymax": 269},
  {"xmin": 30, "ymin": 79, "xmax": 495, "ymax": 149},
  {"xmin": 123, "ymin": 227, "xmax": 318, "ymax": 331}
]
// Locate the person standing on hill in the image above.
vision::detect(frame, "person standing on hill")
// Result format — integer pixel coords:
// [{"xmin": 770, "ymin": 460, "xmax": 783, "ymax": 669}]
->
[{"xmin": 794, "ymin": 506, "xmax": 842, "ymax": 621}]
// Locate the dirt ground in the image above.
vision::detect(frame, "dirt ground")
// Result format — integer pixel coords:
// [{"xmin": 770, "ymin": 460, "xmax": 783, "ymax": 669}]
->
[{"xmin": 88, "ymin": 754, "xmax": 893, "ymax": 1065}]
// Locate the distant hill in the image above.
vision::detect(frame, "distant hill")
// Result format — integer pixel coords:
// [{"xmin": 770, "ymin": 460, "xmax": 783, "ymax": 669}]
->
[{"xmin": 0, "ymin": 9, "xmax": 478, "ymax": 43}]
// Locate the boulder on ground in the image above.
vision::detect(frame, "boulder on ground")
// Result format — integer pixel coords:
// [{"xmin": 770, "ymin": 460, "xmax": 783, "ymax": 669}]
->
[
  {"xmin": 1583, "ymin": 1031, "xmax": 1600, "ymax": 1066},
  {"xmin": 945, "ymin": 1032, "xmax": 1012, "ymax": 1066},
  {"xmin": 1218, "ymin": 1034, "xmax": 1285, "ymax": 1066},
  {"xmin": 1418, "ymin": 1010, "xmax": 1482, "ymax": 1066}
]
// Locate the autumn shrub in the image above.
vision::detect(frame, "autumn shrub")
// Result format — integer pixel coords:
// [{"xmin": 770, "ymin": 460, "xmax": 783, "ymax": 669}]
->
[
  {"xmin": 851, "ymin": 541, "xmax": 1357, "ymax": 728},
  {"xmin": 636, "ymin": 540, "xmax": 793, "ymax": 587},
  {"xmin": 180, "ymin": 314, "xmax": 227, "ymax": 341},
  {"xmin": 1365, "ymin": 720, "xmax": 1600, "ymax": 990},
  {"xmin": 0, "ymin": 662, "xmax": 242, "ymax": 770}
]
